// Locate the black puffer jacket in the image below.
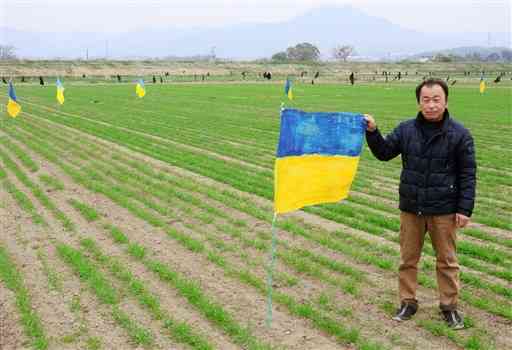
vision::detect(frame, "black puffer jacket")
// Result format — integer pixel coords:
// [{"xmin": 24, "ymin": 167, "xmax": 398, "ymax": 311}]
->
[{"xmin": 365, "ymin": 110, "xmax": 476, "ymax": 217}]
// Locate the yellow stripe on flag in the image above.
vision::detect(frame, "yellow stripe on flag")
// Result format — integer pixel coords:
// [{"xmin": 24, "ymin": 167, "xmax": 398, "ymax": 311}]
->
[
  {"xmin": 136, "ymin": 83, "xmax": 145, "ymax": 98},
  {"xmin": 287, "ymin": 88, "xmax": 293, "ymax": 100},
  {"xmin": 7, "ymin": 98, "xmax": 21, "ymax": 118},
  {"xmin": 479, "ymin": 80, "xmax": 486, "ymax": 94},
  {"xmin": 56, "ymin": 89, "xmax": 65, "ymax": 105},
  {"xmin": 274, "ymin": 154, "xmax": 360, "ymax": 214}
]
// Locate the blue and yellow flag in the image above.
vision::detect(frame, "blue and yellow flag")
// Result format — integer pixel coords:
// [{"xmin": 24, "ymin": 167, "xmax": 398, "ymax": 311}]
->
[
  {"xmin": 284, "ymin": 78, "xmax": 293, "ymax": 100},
  {"xmin": 135, "ymin": 79, "xmax": 145, "ymax": 98},
  {"xmin": 56, "ymin": 78, "xmax": 65, "ymax": 105},
  {"xmin": 479, "ymin": 77, "xmax": 486, "ymax": 94},
  {"xmin": 274, "ymin": 109, "xmax": 365, "ymax": 214},
  {"xmin": 7, "ymin": 81, "xmax": 21, "ymax": 118}
]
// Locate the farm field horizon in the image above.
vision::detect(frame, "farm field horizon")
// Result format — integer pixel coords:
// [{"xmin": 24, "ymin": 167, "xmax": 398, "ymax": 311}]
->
[{"xmin": 0, "ymin": 79, "xmax": 511, "ymax": 350}]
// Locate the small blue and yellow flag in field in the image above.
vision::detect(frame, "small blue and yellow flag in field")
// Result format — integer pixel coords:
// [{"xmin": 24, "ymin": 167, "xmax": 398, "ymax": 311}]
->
[
  {"xmin": 274, "ymin": 109, "xmax": 365, "ymax": 214},
  {"xmin": 135, "ymin": 79, "xmax": 145, "ymax": 98},
  {"xmin": 56, "ymin": 78, "xmax": 65, "ymax": 105},
  {"xmin": 479, "ymin": 77, "xmax": 486, "ymax": 94},
  {"xmin": 284, "ymin": 78, "xmax": 293, "ymax": 100},
  {"xmin": 7, "ymin": 81, "xmax": 21, "ymax": 118}
]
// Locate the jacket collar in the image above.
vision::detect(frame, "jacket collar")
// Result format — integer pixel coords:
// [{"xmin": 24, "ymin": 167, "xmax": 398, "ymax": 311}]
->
[{"xmin": 415, "ymin": 109, "xmax": 450, "ymax": 132}]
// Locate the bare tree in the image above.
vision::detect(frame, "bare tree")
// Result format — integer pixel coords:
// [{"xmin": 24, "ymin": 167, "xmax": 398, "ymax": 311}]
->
[
  {"xmin": 0, "ymin": 45, "xmax": 17, "ymax": 60},
  {"xmin": 332, "ymin": 45, "xmax": 354, "ymax": 62}
]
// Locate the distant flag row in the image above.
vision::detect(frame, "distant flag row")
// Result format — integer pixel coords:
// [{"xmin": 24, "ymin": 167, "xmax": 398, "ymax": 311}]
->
[
  {"xmin": 5, "ymin": 78, "xmax": 149, "ymax": 117},
  {"xmin": 5, "ymin": 75, "xmax": 490, "ymax": 118},
  {"xmin": 284, "ymin": 76, "xmax": 490, "ymax": 98}
]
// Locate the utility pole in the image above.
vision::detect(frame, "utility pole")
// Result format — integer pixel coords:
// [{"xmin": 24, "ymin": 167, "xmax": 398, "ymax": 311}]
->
[{"xmin": 86, "ymin": 48, "xmax": 89, "ymax": 60}]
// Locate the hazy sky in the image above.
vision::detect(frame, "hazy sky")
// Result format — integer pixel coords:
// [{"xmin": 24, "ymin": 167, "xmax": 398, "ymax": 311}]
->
[{"xmin": 1, "ymin": 0, "xmax": 510, "ymax": 34}]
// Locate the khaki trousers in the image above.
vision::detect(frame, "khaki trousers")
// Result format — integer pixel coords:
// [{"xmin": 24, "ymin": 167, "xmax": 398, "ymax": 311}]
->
[{"xmin": 399, "ymin": 211, "xmax": 460, "ymax": 310}]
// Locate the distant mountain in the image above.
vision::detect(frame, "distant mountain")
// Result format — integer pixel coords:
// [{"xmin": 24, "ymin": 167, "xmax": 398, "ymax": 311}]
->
[{"xmin": 1, "ymin": 6, "xmax": 510, "ymax": 60}]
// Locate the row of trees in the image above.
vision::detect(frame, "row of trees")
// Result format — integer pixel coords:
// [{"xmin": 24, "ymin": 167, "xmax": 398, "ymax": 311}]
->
[
  {"xmin": 432, "ymin": 50, "xmax": 512, "ymax": 63},
  {"xmin": 272, "ymin": 43, "xmax": 512, "ymax": 63},
  {"xmin": 272, "ymin": 42, "xmax": 354, "ymax": 62},
  {"xmin": 5, "ymin": 42, "xmax": 509, "ymax": 63}
]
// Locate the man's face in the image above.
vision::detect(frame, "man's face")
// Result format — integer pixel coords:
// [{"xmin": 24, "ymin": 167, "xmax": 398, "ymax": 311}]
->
[{"xmin": 419, "ymin": 84, "xmax": 447, "ymax": 122}]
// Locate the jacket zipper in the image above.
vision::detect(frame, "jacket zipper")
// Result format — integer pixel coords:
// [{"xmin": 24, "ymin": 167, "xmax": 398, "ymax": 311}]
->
[{"xmin": 419, "ymin": 130, "xmax": 445, "ymax": 215}]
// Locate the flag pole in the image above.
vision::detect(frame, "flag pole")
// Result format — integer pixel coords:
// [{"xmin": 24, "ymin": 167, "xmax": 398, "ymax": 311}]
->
[
  {"xmin": 266, "ymin": 212, "xmax": 278, "ymax": 327},
  {"xmin": 265, "ymin": 86, "xmax": 291, "ymax": 327}
]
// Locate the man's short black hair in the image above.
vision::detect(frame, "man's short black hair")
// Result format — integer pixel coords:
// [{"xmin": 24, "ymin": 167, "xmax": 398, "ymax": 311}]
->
[{"xmin": 416, "ymin": 78, "xmax": 449, "ymax": 103}]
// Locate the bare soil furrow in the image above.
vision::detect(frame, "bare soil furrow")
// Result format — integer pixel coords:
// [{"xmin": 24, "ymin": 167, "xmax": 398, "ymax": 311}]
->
[{"xmin": 0, "ymin": 282, "xmax": 28, "ymax": 350}]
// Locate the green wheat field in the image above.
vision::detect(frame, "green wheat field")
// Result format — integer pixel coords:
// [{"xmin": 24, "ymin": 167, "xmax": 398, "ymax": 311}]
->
[{"xmin": 0, "ymin": 79, "xmax": 511, "ymax": 349}]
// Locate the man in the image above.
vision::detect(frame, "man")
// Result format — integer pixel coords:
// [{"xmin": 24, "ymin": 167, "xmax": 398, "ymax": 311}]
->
[{"xmin": 364, "ymin": 78, "xmax": 476, "ymax": 329}]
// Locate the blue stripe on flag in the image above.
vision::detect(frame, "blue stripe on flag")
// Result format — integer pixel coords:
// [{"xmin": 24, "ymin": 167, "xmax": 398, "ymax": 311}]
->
[
  {"xmin": 8, "ymin": 81, "xmax": 17, "ymax": 101},
  {"xmin": 276, "ymin": 108, "xmax": 366, "ymax": 158}
]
